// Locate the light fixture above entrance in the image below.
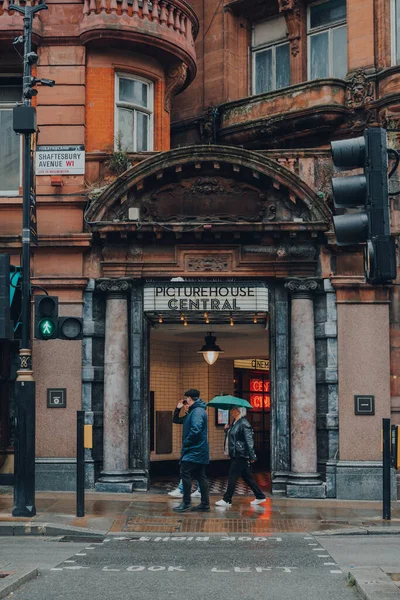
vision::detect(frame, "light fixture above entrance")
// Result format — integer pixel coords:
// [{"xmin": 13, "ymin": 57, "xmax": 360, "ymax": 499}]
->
[{"xmin": 198, "ymin": 332, "xmax": 224, "ymax": 366}]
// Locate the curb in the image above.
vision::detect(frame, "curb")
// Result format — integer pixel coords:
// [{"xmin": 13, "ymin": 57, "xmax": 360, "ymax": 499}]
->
[
  {"xmin": 313, "ymin": 527, "xmax": 400, "ymax": 537},
  {"xmin": 0, "ymin": 522, "xmax": 108, "ymax": 537},
  {"xmin": 349, "ymin": 568, "xmax": 400, "ymax": 600},
  {"xmin": 0, "ymin": 568, "xmax": 38, "ymax": 600}
]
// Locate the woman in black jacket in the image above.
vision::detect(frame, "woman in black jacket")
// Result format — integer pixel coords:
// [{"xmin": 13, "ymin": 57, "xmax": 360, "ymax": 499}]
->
[{"xmin": 215, "ymin": 406, "xmax": 266, "ymax": 507}]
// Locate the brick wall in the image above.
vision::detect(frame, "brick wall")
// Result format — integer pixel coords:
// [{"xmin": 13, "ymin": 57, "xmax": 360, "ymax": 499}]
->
[{"xmin": 150, "ymin": 340, "xmax": 233, "ymax": 462}]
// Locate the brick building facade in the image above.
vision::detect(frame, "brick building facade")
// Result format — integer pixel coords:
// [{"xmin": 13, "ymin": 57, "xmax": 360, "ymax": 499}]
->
[{"xmin": 0, "ymin": 0, "xmax": 399, "ymax": 499}]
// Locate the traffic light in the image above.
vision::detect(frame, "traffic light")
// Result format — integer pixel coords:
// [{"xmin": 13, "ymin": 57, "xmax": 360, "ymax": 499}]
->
[
  {"xmin": 34, "ymin": 295, "xmax": 58, "ymax": 339},
  {"xmin": 34, "ymin": 295, "xmax": 83, "ymax": 340},
  {"xmin": 0, "ymin": 254, "xmax": 12, "ymax": 339},
  {"xmin": 58, "ymin": 316, "xmax": 83, "ymax": 340},
  {"xmin": 331, "ymin": 127, "xmax": 396, "ymax": 285}
]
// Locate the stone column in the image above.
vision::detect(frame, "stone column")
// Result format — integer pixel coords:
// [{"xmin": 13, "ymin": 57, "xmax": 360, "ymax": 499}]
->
[
  {"xmin": 95, "ymin": 279, "xmax": 134, "ymax": 492},
  {"xmin": 285, "ymin": 278, "xmax": 325, "ymax": 498}
]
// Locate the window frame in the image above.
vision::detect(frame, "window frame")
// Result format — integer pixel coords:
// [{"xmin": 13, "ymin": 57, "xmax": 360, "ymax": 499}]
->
[
  {"xmin": 114, "ymin": 72, "xmax": 154, "ymax": 153},
  {"xmin": 391, "ymin": 0, "xmax": 400, "ymax": 65},
  {"xmin": 0, "ymin": 74, "xmax": 22, "ymax": 197},
  {"xmin": 252, "ymin": 32, "xmax": 290, "ymax": 95},
  {"xmin": 307, "ymin": 0, "xmax": 347, "ymax": 80}
]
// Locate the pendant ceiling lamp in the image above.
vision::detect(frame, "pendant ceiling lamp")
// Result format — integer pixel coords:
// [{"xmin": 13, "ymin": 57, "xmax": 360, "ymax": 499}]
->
[{"xmin": 198, "ymin": 332, "xmax": 224, "ymax": 366}]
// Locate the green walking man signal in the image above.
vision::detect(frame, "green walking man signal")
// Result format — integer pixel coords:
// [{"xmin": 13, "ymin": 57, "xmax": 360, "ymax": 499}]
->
[{"xmin": 34, "ymin": 295, "xmax": 83, "ymax": 340}]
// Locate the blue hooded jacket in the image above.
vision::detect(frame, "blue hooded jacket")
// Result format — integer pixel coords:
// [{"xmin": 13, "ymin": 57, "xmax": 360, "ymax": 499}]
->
[{"xmin": 177, "ymin": 399, "xmax": 209, "ymax": 464}]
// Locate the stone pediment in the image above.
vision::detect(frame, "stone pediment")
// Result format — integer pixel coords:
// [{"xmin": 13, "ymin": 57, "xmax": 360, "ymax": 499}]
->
[{"xmin": 85, "ymin": 145, "xmax": 331, "ymax": 228}]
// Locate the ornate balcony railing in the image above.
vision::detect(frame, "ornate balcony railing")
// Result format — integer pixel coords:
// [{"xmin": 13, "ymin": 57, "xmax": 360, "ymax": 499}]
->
[{"xmin": 81, "ymin": 0, "xmax": 197, "ymax": 48}]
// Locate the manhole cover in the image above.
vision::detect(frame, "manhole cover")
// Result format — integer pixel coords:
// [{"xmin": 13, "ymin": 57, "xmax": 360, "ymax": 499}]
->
[{"xmin": 57, "ymin": 535, "xmax": 104, "ymax": 543}]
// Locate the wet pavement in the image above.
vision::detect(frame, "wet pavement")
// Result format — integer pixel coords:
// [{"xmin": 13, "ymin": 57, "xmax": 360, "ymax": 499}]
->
[{"xmin": 1, "ymin": 489, "xmax": 400, "ymax": 535}]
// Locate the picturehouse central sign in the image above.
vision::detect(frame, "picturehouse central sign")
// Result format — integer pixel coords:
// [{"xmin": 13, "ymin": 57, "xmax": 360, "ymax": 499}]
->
[{"xmin": 144, "ymin": 284, "xmax": 268, "ymax": 312}]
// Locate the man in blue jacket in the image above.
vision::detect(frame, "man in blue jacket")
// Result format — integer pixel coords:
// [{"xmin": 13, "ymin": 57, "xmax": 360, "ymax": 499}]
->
[{"xmin": 172, "ymin": 389, "xmax": 210, "ymax": 513}]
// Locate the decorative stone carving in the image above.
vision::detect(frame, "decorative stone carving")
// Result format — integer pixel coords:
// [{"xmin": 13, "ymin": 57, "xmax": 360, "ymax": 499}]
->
[
  {"xmin": 278, "ymin": 0, "xmax": 300, "ymax": 17},
  {"xmin": 290, "ymin": 37, "xmax": 300, "ymax": 57},
  {"xmin": 165, "ymin": 62, "xmax": 188, "ymax": 113},
  {"xmin": 96, "ymin": 279, "xmax": 131, "ymax": 293},
  {"xmin": 187, "ymin": 255, "xmax": 229, "ymax": 272},
  {"xmin": 190, "ymin": 177, "xmax": 225, "ymax": 195},
  {"xmin": 285, "ymin": 278, "xmax": 320, "ymax": 297},
  {"xmin": 345, "ymin": 70, "xmax": 374, "ymax": 110},
  {"xmin": 102, "ymin": 245, "xmax": 128, "ymax": 262},
  {"xmin": 199, "ymin": 106, "xmax": 215, "ymax": 143},
  {"xmin": 129, "ymin": 245, "xmax": 143, "ymax": 261}
]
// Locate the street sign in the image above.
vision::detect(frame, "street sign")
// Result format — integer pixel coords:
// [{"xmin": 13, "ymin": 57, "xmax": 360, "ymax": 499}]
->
[{"xmin": 36, "ymin": 145, "xmax": 85, "ymax": 175}]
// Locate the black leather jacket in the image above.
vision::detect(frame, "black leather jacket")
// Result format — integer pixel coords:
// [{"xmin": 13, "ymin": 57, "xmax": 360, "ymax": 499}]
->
[{"xmin": 226, "ymin": 417, "xmax": 256, "ymax": 461}]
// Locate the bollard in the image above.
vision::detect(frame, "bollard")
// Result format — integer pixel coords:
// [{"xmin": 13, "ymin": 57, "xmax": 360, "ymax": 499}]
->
[
  {"xmin": 382, "ymin": 418, "xmax": 391, "ymax": 521},
  {"xmin": 76, "ymin": 410, "xmax": 85, "ymax": 517}
]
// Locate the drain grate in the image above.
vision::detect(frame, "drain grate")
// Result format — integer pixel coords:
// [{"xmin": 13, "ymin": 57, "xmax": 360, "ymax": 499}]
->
[
  {"xmin": 320, "ymin": 520, "xmax": 350, "ymax": 525},
  {"xmin": 57, "ymin": 535, "xmax": 105, "ymax": 543}
]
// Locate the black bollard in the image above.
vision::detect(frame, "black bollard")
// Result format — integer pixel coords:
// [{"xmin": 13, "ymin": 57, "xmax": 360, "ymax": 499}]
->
[
  {"xmin": 382, "ymin": 418, "xmax": 391, "ymax": 521},
  {"xmin": 76, "ymin": 410, "xmax": 85, "ymax": 517}
]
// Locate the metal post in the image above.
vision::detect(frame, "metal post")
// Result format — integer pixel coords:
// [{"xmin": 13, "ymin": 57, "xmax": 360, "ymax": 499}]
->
[
  {"xmin": 10, "ymin": 0, "xmax": 47, "ymax": 518},
  {"xmin": 76, "ymin": 411, "xmax": 85, "ymax": 517},
  {"xmin": 382, "ymin": 417, "xmax": 391, "ymax": 521}
]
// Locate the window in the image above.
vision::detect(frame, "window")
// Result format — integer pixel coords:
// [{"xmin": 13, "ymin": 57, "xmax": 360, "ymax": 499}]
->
[
  {"xmin": 115, "ymin": 74, "xmax": 153, "ymax": 152},
  {"xmin": 392, "ymin": 0, "xmax": 400, "ymax": 65},
  {"xmin": 308, "ymin": 0, "xmax": 347, "ymax": 80},
  {"xmin": 252, "ymin": 16, "xmax": 290, "ymax": 95},
  {"xmin": 0, "ymin": 76, "xmax": 22, "ymax": 195}
]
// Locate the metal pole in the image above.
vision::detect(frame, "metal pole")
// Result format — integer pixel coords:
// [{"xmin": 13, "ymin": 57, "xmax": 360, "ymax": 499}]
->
[
  {"xmin": 11, "ymin": 0, "xmax": 47, "ymax": 517},
  {"xmin": 382, "ymin": 417, "xmax": 391, "ymax": 521},
  {"xmin": 76, "ymin": 411, "xmax": 85, "ymax": 517}
]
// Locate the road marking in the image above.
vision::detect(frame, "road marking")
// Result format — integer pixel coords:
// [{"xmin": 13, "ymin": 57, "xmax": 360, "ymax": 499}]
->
[
  {"xmin": 330, "ymin": 570, "xmax": 342, "ymax": 574},
  {"xmin": 308, "ymin": 543, "xmax": 318, "ymax": 546},
  {"xmin": 63, "ymin": 560, "xmax": 76, "ymax": 564},
  {"xmin": 324, "ymin": 563, "xmax": 336, "ymax": 566},
  {"xmin": 75, "ymin": 553, "xmax": 87, "ymax": 556},
  {"xmin": 317, "ymin": 555, "xmax": 330, "ymax": 558},
  {"xmin": 128, "ymin": 536, "xmax": 281, "ymax": 543},
  {"xmin": 51, "ymin": 568, "xmax": 63, "ymax": 571},
  {"xmin": 85, "ymin": 547, "xmax": 96, "ymax": 550},
  {"xmin": 64, "ymin": 566, "xmax": 89, "ymax": 570},
  {"xmin": 312, "ymin": 548, "xmax": 323, "ymax": 551},
  {"xmin": 103, "ymin": 567, "xmax": 121, "ymax": 572},
  {"xmin": 304, "ymin": 537, "xmax": 313, "ymax": 539}
]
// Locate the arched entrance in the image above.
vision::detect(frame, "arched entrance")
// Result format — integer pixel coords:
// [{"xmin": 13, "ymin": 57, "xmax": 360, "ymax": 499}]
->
[{"xmin": 84, "ymin": 146, "xmax": 335, "ymax": 498}]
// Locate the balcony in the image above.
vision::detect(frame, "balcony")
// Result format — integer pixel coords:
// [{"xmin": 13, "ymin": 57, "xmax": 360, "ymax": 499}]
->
[
  {"xmin": 0, "ymin": 0, "xmax": 199, "ymax": 86},
  {"xmin": 79, "ymin": 0, "xmax": 198, "ymax": 84},
  {"xmin": 217, "ymin": 79, "xmax": 349, "ymax": 148}
]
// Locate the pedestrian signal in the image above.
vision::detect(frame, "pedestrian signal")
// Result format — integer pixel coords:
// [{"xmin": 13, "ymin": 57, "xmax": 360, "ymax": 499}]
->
[{"xmin": 34, "ymin": 295, "xmax": 58, "ymax": 339}]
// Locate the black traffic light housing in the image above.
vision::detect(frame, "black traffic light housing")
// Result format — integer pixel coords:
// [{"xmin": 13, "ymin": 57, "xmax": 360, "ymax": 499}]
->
[
  {"xmin": 34, "ymin": 295, "xmax": 83, "ymax": 340},
  {"xmin": 331, "ymin": 127, "xmax": 396, "ymax": 285},
  {"xmin": 0, "ymin": 254, "xmax": 12, "ymax": 340},
  {"xmin": 34, "ymin": 295, "xmax": 58, "ymax": 339}
]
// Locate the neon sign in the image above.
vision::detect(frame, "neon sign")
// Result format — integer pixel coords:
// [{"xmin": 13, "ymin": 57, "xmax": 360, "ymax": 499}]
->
[{"xmin": 250, "ymin": 377, "xmax": 270, "ymax": 411}]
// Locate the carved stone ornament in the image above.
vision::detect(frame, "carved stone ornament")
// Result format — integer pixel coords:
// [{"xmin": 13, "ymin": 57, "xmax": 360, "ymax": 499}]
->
[
  {"xmin": 278, "ymin": 0, "xmax": 300, "ymax": 17},
  {"xmin": 285, "ymin": 278, "xmax": 320, "ymax": 297},
  {"xmin": 187, "ymin": 255, "xmax": 230, "ymax": 272},
  {"xmin": 290, "ymin": 37, "xmax": 300, "ymax": 57},
  {"xmin": 129, "ymin": 245, "xmax": 143, "ymax": 261},
  {"xmin": 190, "ymin": 177, "xmax": 225, "ymax": 195},
  {"xmin": 165, "ymin": 62, "xmax": 188, "ymax": 113},
  {"xmin": 199, "ymin": 106, "xmax": 215, "ymax": 143},
  {"xmin": 96, "ymin": 279, "xmax": 131, "ymax": 293},
  {"xmin": 345, "ymin": 70, "xmax": 374, "ymax": 110}
]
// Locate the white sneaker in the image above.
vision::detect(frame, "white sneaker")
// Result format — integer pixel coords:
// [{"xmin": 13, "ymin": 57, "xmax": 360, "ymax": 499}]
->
[
  {"xmin": 168, "ymin": 488, "xmax": 183, "ymax": 498},
  {"xmin": 191, "ymin": 490, "xmax": 201, "ymax": 498},
  {"xmin": 250, "ymin": 498, "xmax": 266, "ymax": 506},
  {"xmin": 215, "ymin": 499, "xmax": 232, "ymax": 507}
]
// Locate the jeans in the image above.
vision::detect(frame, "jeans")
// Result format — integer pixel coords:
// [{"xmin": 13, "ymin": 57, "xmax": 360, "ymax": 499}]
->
[
  {"xmin": 223, "ymin": 457, "xmax": 265, "ymax": 503},
  {"xmin": 180, "ymin": 461, "xmax": 209, "ymax": 506},
  {"xmin": 178, "ymin": 479, "xmax": 200, "ymax": 493}
]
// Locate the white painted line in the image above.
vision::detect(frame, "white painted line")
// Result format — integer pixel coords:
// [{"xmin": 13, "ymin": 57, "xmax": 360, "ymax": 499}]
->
[
  {"xmin": 85, "ymin": 547, "xmax": 96, "ymax": 550},
  {"xmin": 324, "ymin": 563, "xmax": 336, "ymax": 566},
  {"xmin": 103, "ymin": 567, "xmax": 121, "ymax": 572},
  {"xmin": 64, "ymin": 566, "xmax": 90, "ymax": 570},
  {"xmin": 312, "ymin": 548, "xmax": 323, "ymax": 551},
  {"xmin": 63, "ymin": 560, "xmax": 76, "ymax": 564},
  {"xmin": 75, "ymin": 553, "xmax": 87, "ymax": 556},
  {"xmin": 304, "ymin": 537, "xmax": 313, "ymax": 539},
  {"xmin": 317, "ymin": 555, "xmax": 330, "ymax": 558},
  {"xmin": 330, "ymin": 570, "xmax": 342, "ymax": 574},
  {"xmin": 51, "ymin": 568, "xmax": 63, "ymax": 571}
]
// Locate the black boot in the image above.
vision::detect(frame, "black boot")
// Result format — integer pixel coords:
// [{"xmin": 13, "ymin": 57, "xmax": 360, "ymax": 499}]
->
[
  {"xmin": 190, "ymin": 503, "xmax": 210, "ymax": 512},
  {"xmin": 173, "ymin": 502, "xmax": 191, "ymax": 513}
]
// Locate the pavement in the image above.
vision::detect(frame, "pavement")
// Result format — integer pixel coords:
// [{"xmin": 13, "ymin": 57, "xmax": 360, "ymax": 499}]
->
[{"xmin": 1, "ymin": 488, "xmax": 400, "ymax": 599}]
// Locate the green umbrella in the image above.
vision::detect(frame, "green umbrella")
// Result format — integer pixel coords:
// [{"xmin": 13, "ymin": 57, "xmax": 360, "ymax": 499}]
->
[{"xmin": 207, "ymin": 395, "xmax": 252, "ymax": 410}]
